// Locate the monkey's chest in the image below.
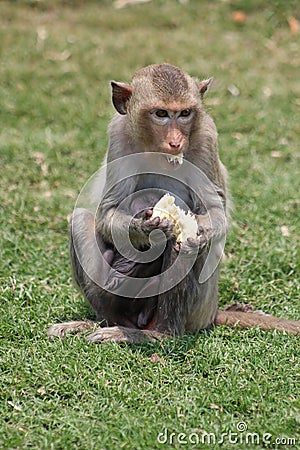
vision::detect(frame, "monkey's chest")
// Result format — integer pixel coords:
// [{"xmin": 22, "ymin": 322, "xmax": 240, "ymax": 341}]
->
[{"xmin": 131, "ymin": 175, "xmax": 192, "ymax": 216}]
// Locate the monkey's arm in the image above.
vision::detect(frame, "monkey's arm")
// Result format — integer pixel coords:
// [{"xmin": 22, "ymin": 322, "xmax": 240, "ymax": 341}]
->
[
  {"xmin": 96, "ymin": 207, "xmax": 143, "ymax": 247},
  {"xmin": 215, "ymin": 310, "xmax": 300, "ymax": 335},
  {"xmin": 96, "ymin": 207, "xmax": 174, "ymax": 249},
  {"xmin": 195, "ymin": 204, "xmax": 228, "ymax": 241},
  {"xmin": 189, "ymin": 181, "xmax": 229, "ymax": 243}
]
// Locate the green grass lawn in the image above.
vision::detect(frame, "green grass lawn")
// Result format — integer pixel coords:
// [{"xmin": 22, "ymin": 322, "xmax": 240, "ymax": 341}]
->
[{"xmin": 0, "ymin": 1, "xmax": 299, "ymax": 448}]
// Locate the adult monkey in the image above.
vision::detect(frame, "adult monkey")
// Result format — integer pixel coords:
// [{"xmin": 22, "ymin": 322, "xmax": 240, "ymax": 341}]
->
[{"xmin": 48, "ymin": 64, "xmax": 300, "ymax": 342}]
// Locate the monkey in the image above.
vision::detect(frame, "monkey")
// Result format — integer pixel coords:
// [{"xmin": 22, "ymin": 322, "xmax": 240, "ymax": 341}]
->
[{"xmin": 48, "ymin": 64, "xmax": 300, "ymax": 343}]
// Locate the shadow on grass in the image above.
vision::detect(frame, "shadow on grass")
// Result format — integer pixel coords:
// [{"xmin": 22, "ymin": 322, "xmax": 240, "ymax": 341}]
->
[
  {"xmin": 50, "ymin": 301, "xmax": 95, "ymax": 323},
  {"xmin": 49, "ymin": 299, "xmax": 213, "ymax": 362},
  {"xmin": 126, "ymin": 329, "xmax": 212, "ymax": 363}
]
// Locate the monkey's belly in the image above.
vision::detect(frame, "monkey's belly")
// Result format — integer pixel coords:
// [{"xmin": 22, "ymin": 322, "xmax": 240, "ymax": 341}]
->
[{"xmin": 104, "ymin": 250, "xmax": 163, "ymax": 329}]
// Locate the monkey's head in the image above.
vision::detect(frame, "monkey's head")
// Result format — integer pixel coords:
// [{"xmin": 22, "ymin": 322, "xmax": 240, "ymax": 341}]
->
[{"xmin": 111, "ymin": 64, "xmax": 212, "ymax": 166}]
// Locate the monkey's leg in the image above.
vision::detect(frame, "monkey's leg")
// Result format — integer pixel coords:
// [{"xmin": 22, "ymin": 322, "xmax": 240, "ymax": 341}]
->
[
  {"xmin": 69, "ymin": 207, "xmax": 122, "ymax": 323},
  {"xmin": 48, "ymin": 207, "xmax": 127, "ymax": 336},
  {"xmin": 149, "ymin": 241, "xmax": 201, "ymax": 336},
  {"xmin": 68, "ymin": 208, "xmax": 165, "ymax": 334},
  {"xmin": 70, "ymin": 207, "xmax": 114, "ymax": 292},
  {"xmin": 154, "ymin": 239, "xmax": 220, "ymax": 335},
  {"xmin": 97, "ymin": 207, "xmax": 150, "ymax": 249},
  {"xmin": 48, "ymin": 320, "xmax": 96, "ymax": 338}
]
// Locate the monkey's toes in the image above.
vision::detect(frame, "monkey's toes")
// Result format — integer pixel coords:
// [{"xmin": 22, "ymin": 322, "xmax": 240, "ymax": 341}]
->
[
  {"xmin": 104, "ymin": 277, "xmax": 122, "ymax": 290},
  {"xmin": 86, "ymin": 326, "xmax": 162, "ymax": 344},
  {"xmin": 48, "ymin": 320, "xmax": 95, "ymax": 338},
  {"xmin": 86, "ymin": 326, "xmax": 136, "ymax": 343},
  {"xmin": 48, "ymin": 323, "xmax": 67, "ymax": 338}
]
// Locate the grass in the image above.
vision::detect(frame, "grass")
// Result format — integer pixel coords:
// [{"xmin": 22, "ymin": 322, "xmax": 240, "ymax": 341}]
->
[{"xmin": 0, "ymin": 0, "xmax": 299, "ymax": 448}]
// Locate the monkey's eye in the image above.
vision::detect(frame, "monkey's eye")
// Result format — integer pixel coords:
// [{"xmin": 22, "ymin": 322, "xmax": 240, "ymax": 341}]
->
[
  {"xmin": 180, "ymin": 109, "xmax": 191, "ymax": 117},
  {"xmin": 155, "ymin": 110, "xmax": 168, "ymax": 118}
]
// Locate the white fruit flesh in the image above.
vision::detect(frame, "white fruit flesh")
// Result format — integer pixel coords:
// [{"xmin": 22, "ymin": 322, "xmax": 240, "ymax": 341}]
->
[{"xmin": 152, "ymin": 193, "xmax": 198, "ymax": 243}]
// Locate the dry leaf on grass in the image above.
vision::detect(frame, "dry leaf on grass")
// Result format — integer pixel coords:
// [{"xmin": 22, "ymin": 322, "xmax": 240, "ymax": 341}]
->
[
  {"xmin": 114, "ymin": 0, "xmax": 152, "ymax": 9},
  {"xmin": 288, "ymin": 16, "xmax": 299, "ymax": 35},
  {"xmin": 150, "ymin": 352, "xmax": 164, "ymax": 363},
  {"xmin": 271, "ymin": 151, "xmax": 282, "ymax": 158},
  {"xmin": 8, "ymin": 400, "xmax": 22, "ymax": 411},
  {"xmin": 32, "ymin": 152, "xmax": 44, "ymax": 164},
  {"xmin": 280, "ymin": 225, "xmax": 290, "ymax": 237},
  {"xmin": 37, "ymin": 386, "xmax": 47, "ymax": 395},
  {"xmin": 210, "ymin": 403, "xmax": 223, "ymax": 412},
  {"xmin": 45, "ymin": 50, "xmax": 71, "ymax": 62},
  {"xmin": 36, "ymin": 26, "xmax": 48, "ymax": 50},
  {"xmin": 232, "ymin": 11, "xmax": 247, "ymax": 24},
  {"xmin": 227, "ymin": 84, "xmax": 240, "ymax": 96},
  {"xmin": 33, "ymin": 152, "xmax": 48, "ymax": 176}
]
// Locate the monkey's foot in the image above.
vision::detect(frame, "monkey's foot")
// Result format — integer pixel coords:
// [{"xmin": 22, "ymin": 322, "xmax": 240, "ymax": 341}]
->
[
  {"xmin": 86, "ymin": 326, "xmax": 164, "ymax": 344},
  {"xmin": 48, "ymin": 320, "xmax": 96, "ymax": 338}
]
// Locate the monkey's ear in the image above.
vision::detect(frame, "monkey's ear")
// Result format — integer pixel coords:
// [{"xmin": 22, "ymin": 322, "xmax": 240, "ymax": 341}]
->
[
  {"xmin": 198, "ymin": 78, "xmax": 214, "ymax": 97},
  {"xmin": 111, "ymin": 81, "xmax": 133, "ymax": 115}
]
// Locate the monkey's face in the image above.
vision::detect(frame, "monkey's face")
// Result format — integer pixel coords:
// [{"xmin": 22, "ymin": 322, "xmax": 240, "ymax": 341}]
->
[{"xmin": 138, "ymin": 105, "xmax": 198, "ymax": 166}]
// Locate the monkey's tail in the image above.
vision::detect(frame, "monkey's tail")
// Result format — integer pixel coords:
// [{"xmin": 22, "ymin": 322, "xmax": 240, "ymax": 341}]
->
[{"xmin": 215, "ymin": 309, "xmax": 300, "ymax": 335}]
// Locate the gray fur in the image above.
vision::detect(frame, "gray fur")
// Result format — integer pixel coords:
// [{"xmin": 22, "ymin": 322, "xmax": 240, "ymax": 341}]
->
[{"xmin": 48, "ymin": 64, "xmax": 229, "ymax": 343}]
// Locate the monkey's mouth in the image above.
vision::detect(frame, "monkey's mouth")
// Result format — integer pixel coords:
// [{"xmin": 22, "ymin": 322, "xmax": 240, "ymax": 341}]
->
[{"xmin": 166, "ymin": 153, "xmax": 184, "ymax": 166}]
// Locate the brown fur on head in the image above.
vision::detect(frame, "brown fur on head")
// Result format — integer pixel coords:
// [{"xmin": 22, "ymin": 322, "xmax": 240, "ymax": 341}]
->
[{"xmin": 111, "ymin": 64, "xmax": 213, "ymax": 153}]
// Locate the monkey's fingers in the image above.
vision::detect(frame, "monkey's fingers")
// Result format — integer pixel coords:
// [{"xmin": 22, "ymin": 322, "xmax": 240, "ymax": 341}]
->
[
  {"xmin": 187, "ymin": 236, "xmax": 204, "ymax": 246},
  {"xmin": 197, "ymin": 225, "xmax": 205, "ymax": 236},
  {"xmin": 176, "ymin": 235, "xmax": 207, "ymax": 255},
  {"xmin": 86, "ymin": 326, "xmax": 164, "ymax": 344},
  {"xmin": 158, "ymin": 218, "xmax": 175, "ymax": 235},
  {"xmin": 141, "ymin": 216, "xmax": 172, "ymax": 235},
  {"xmin": 144, "ymin": 209, "xmax": 153, "ymax": 218},
  {"xmin": 145, "ymin": 216, "xmax": 161, "ymax": 226},
  {"xmin": 139, "ymin": 209, "xmax": 153, "ymax": 220},
  {"xmin": 131, "ymin": 217, "xmax": 158, "ymax": 235},
  {"xmin": 178, "ymin": 242, "xmax": 199, "ymax": 256},
  {"xmin": 48, "ymin": 320, "xmax": 96, "ymax": 338},
  {"xmin": 192, "ymin": 234, "xmax": 208, "ymax": 249}
]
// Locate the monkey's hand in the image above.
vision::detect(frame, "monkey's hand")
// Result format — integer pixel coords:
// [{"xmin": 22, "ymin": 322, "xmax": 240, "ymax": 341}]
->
[
  {"xmin": 129, "ymin": 215, "xmax": 175, "ymax": 246},
  {"xmin": 141, "ymin": 215, "xmax": 175, "ymax": 240},
  {"xmin": 175, "ymin": 233, "xmax": 207, "ymax": 257}
]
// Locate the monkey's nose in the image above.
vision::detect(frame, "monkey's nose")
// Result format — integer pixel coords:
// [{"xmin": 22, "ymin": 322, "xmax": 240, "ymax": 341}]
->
[{"xmin": 168, "ymin": 142, "xmax": 181, "ymax": 153}]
